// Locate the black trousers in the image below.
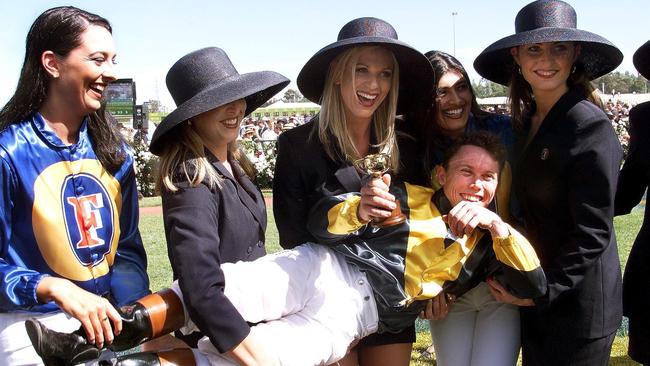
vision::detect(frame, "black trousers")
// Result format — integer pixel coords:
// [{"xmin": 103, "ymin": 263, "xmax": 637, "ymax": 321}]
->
[
  {"xmin": 628, "ymin": 315, "xmax": 650, "ymax": 365},
  {"xmin": 521, "ymin": 326, "xmax": 615, "ymax": 366}
]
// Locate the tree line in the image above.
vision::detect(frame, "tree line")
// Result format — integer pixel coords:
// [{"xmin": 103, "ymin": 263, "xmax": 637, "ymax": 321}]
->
[{"xmin": 472, "ymin": 71, "xmax": 649, "ymax": 98}]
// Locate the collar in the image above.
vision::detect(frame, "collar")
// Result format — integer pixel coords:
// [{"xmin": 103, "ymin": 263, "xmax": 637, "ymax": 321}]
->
[
  {"xmin": 432, "ymin": 188, "xmax": 453, "ymax": 215},
  {"xmin": 32, "ymin": 112, "xmax": 89, "ymax": 150}
]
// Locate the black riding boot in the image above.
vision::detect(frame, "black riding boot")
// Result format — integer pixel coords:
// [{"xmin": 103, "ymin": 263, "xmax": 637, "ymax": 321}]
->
[
  {"xmin": 25, "ymin": 318, "xmax": 99, "ymax": 366},
  {"xmin": 26, "ymin": 288, "xmax": 185, "ymax": 365},
  {"xmin": 98, "ymin": 349, "xmax": 196, "ymax": 366}
]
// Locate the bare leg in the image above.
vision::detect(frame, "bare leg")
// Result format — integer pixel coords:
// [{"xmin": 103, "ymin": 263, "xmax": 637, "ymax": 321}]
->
[{"xmin": 358, "ymin": 343, "xmax": 412, "ymax": 366}]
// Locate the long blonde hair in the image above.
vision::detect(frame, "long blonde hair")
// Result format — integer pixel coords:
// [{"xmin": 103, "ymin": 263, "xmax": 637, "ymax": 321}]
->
[
  {"xmin": 318, "ymin": 46, "xmax": 400, "ymax": 170},
  {"xmin": 156, "ymin": 124, "xmax": 256, "ymax": 193}
]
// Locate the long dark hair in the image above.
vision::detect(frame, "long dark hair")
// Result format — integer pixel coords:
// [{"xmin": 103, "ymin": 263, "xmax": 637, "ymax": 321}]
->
[
  {"xmin": 0, "ymin": 6, "xmax": 126, "ymax": 172},
  {"xmin": 508, "ymin": 47, "xmax": 602, "ymax": 131},
  {"xmin": 407, "ymin": 50, "xmax": 489, "ymax": 184}
]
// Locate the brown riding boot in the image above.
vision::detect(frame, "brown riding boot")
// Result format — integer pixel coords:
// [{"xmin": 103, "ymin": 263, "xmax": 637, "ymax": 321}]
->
[{"xmin": 111, "ymin": 288, "xmax": 186, "ymax": 351}]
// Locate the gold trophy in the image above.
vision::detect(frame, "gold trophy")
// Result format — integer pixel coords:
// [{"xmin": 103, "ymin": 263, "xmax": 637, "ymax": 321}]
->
[{"xmin": 354, "ymin": 153, "xmax": 406, "ymax": 228}]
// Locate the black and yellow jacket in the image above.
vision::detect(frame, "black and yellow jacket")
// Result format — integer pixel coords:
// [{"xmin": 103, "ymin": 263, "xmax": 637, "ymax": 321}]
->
[{"xmin": 307, "ymin": 182, "xmax": 546, "ymax": 333}]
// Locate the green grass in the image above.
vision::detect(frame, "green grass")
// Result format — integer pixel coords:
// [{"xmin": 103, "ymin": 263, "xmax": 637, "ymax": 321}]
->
[
  {"xmin": 138, "ymin": 196, "xmax": 162, "ymax": 208},
  {"xmin": 138, "ymin": 204, "xmax": 645, "ymax": 365}
]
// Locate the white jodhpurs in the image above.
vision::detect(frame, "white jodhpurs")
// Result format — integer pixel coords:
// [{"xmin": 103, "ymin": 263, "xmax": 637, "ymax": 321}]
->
[{"xmin": 172, "ymin": 243, "xmax": 379, "ymax": 366}]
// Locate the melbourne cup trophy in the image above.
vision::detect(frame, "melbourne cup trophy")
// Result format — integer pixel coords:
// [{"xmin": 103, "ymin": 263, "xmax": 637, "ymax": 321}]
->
[{"xmin": 354, "ymin": 153, "xmax": 406, "ymax": 227}]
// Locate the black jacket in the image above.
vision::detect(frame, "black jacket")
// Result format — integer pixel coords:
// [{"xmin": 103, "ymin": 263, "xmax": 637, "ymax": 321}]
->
[
  {"xmin": 273, "ymin": 119, "xmax": 343, "ymax": 248},
  {"xmin": 615, "ymin": 101, "xmax": 650, "ymax": 323},
  {"xmin": 513, "ymin": 88, "xmax": 623, "ymax": 338},
  {"xmin": 273, "ymin": 117, "xmax": 418, "ymax": 249},
  {"xmin": 162, "ymin": 153, "xmax": 266, "ymax": 352}
]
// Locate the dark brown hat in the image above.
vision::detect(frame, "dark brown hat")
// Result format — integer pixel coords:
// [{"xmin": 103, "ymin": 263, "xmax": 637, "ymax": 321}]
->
[
  {"xmin": 474, "ymin": 0, "xmax": 622, "ymax": 85},
  {"xmin": 297, "ymin": 17, "xmax": 433, "ymax": 113},
  {"xmin": 150, "ymin": 47, "xmax": 289, "ymax": 155}
]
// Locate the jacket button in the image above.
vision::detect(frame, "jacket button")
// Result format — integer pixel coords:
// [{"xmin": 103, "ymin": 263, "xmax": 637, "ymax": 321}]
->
[
  {"xmin": 364, "ymin": 296, "xmax": 370, "ymax": 301},
  {"xmin": 257, "ymin": 241, "xmax": 263, "ymax": 247},
  {"xmin": 358, "ymin": 279, "xmax": 364, "ymax": 286},
  {"xmin": 247, "ymin": 247, "xmax": 253, "ymax": 254}
]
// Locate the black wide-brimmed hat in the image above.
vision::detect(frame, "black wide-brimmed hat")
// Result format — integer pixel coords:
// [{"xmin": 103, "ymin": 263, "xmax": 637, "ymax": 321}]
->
[
  {"xmin": 149, "ymin": 47, "xmax": 289, "ymax": 155},
  {"xmin": 633, "ymin": 41, "xmax": 650, "ymax": 80},
  {"xmin": 474, "ymin": 0, "xmax": 622, "ymax": 86},
  {"xmin": 297, "ymin": 17, "xmax": 434, "ymax": 113}
]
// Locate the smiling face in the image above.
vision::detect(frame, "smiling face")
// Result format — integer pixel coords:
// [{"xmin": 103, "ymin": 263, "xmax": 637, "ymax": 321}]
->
[
  {"xmin": 49, "ymin": 25, "xmax": 117, "ymax": 119},
  {"xmin": 339, "ymin": 46, "xmax": 394, "ymax": 124},
  {"xmin": 511, "ymin": 41, "xmax": 580, "ymax": 97},
  {"xmin": 436, "ymin": 145, "xmax": 499, "ymax": 208},
  {"xmin": 191, "ymin": 99, "xmax": 247, "ymax": 158},
  {"xmin": 434, "ymin": 69, "xmax": 473, "ymax": 138}
]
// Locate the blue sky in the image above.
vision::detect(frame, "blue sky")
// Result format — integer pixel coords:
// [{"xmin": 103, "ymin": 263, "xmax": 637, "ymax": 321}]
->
[{"xmin": 1, "ymin": 1, "xmax": 646, "ymax": 109}]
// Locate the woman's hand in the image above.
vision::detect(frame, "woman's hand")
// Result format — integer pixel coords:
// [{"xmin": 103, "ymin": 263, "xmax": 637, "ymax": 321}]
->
[
  {"xmin": 36, "ymin": 277, "xmax": 122, "ymax": 348},
  {"xmin": 357, "ymin": 174, "xmax": 395, "ymax": 223},
  {"xmin": 445, "ymin": 201, "xmax": 509, "ymax": 238},
  {"xmin": 419, "ymin": 292, "xmax": 455, "ymax": 321},
  {"xmin": 486, "ymin": 278, "xmax": 535, "ymax": 307}
]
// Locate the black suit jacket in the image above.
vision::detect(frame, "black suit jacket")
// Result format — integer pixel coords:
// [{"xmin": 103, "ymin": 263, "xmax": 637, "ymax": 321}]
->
[
  {"xmin": 615, "ymin": 101, "xmax": 650, "ymax": 322},
  {"xmin": 162, "ymin": 153, "xmax": 266, "ymax": 352},
  {"xmin": 513, "ymin": 88, "xmax": 623, "ymax": 339},
  {"xmin": 273, "ymin": 117, "xmax": 419, "ymax": 249},
  {"xmin": 273, "ymin": 119, "xmax": 362, "ymax": 248}
]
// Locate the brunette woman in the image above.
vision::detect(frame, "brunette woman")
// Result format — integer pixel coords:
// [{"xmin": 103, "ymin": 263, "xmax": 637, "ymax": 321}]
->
[
  {"xmin": 474, "ymin": 0, "xmax": 624, "ymax": 364},
  {"xmin": 416, "ymin": 51, "xmax": 519, "ymax": 366},
  {"xmin": 0, "ymin": 6, "xmax": 149, "ymax": 365}
]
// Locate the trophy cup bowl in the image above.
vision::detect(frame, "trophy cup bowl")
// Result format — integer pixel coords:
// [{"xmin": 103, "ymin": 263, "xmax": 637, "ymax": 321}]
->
[{"xmin": 354, "ymin": 153, "xmax": 406, "ymax": 228}]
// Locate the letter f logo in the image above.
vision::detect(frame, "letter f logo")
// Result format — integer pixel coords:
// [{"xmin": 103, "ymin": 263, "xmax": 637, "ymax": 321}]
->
[{"xmin": 66, "ymin": 193, "xmax": 105, "ymax": 248}]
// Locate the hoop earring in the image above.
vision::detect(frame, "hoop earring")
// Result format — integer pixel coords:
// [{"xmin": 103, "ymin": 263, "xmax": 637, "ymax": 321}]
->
[
  {"xmin": 571, "ymin": 65, "xmax": 577, "ymax": 74},
  {"xmin": 517, "ymin": 66, "xmax": 522, "ymax": 75}
]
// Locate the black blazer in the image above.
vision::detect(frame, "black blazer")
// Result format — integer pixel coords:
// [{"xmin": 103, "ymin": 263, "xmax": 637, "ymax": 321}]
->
[
  {"xmin": 162, "ymin": 153, "xmax": 266, "ymax": 352},
  {"xmin": 273, "ymin": 119, "xmax": 362, "ymax": 248},
  {"xmin": 615, "ymin": 102, "xmax": 650, "ymax": 322},
  {"xmin": 513, "ymin": 88, "xmax": 623, "ymax": 339},
  {"xmin": 273, "ymin": 117, "xmax": 419, "ymax": 249}
]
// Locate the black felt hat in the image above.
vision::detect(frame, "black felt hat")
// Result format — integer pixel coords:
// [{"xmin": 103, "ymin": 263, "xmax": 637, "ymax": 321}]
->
[
  {"xmin": 633, "ymin": 41, "xmax": 650, "ymax": 80},
  {"xmin": 297, "ymin": 17, "xmax": 433, "ymax": 113},
  {"xmin": 474, "ymin": 0, "xmax": 622, "ymax": 86},
  {"xmin": 150, "ymin": 47, "xmax": 289, "ymax": 155}
]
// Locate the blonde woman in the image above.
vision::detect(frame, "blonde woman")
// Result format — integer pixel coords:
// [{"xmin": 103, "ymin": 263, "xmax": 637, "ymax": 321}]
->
[{"xmin": 273, "ymin": 17, "xmax": 434, "ymax": 365}]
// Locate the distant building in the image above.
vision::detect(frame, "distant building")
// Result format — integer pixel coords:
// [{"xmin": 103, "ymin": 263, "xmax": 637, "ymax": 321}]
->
[{"xmin": 252, "ymin": 101, "xmax": 320, "ymax": 119}]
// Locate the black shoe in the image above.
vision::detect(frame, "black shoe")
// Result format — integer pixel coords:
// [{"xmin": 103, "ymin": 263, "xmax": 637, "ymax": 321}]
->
[
  {"xmin": 98, "ymin": 352, "xmax": 161, "ymax": 366},
  {"xmin": 25, "ymin": 318, "xmax": 100, "ymax": 366}
]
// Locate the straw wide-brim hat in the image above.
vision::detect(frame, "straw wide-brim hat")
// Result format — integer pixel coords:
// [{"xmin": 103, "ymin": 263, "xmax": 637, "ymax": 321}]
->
[
  {"xmin": 633, "ymin": 40, "xmax": 650, "ymax": 80},
  {"xmin": 149, "ymin": 47, "xmax": 289, "ymax": 155},
  {"xmin": 474, "ymin": 0, "xmax": 622, "ymax": 86},
  {"xmin": 297, "ymin": 17, "xmax": 434, "ymax": 113}
]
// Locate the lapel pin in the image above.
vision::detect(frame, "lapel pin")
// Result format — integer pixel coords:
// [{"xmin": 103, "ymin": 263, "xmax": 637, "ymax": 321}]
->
[{"xmin": 540, "ymin": 148, "xmax": 550, "ymax": 160}]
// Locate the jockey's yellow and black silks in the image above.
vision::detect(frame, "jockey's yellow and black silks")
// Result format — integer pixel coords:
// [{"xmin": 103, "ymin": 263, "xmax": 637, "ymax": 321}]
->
[{"xmin": 308, "ymin": 182, "xmax": 546, "ymax": 333}]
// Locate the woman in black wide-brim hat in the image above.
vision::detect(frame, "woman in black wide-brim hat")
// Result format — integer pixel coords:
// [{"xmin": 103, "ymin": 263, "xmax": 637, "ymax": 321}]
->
[
  {"xmin": 474, "ymin": 1, "xmax": 624, "ymax": 365},
  {"xmin": 272, "ymin": 17, "xmax": 433, "ymax": 365},
  {"xmin": 614, "ymin": 40, "xmax": 650, "ymax": 366},
  {"xmin": 151, "ymin": 47, "xmax": 288, "ymax": 364}
]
